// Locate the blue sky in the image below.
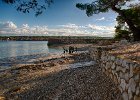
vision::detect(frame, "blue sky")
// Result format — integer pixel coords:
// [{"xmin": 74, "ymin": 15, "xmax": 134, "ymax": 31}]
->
[{"xmin": 0, "ymin": 0, "xmax": 137, "ymax": 37}]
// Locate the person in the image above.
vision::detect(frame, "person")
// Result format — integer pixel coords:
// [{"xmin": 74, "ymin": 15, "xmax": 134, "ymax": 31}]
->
[
  {"xmin": 69, "ymin": 46, "xmax": 75, "ymax": 54},
  {"xmin": 63, "ymin": 47, "xmax": 67, "ymax": 54},
  {"xmin": 68, "ymin": 46, "xmax": 71, "ymax": 54}
]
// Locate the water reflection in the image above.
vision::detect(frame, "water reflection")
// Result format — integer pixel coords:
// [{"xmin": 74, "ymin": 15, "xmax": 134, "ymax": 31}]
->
[
  {"xmin": 0, "ymin": 41, "xmax": 49, "ymax": 59},
  {"xmin": 0, "ymin": 41, "xmax": 59, "ymax": 68}
]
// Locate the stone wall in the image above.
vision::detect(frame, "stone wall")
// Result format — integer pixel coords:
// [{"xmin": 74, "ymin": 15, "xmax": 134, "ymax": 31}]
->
[{"xmin": 89, "ymin": 46, "xmax": 140, "ymax": 100}]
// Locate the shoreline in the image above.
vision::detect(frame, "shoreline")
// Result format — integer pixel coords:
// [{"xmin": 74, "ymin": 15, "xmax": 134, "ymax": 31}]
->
[
  {"xmin": 0, "ymin": 44, "xmax": 122, "ymax": 100},
  {"xmin": 0, "ymin": 44, "xmax": 91, "ymax": 71}
]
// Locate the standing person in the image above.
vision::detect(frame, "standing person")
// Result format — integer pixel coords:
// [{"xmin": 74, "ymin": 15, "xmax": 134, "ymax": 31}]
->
[
  {"xmin": 69, "ymin": 46, "xmax": 72, "ymax": 54},
  {"xmin": 63, "ymin": 47, "xmax": 66, "ymax": 54},
  {"xmin": 62, "ymin": 47, "xmax": 68, "ymax": 58}
]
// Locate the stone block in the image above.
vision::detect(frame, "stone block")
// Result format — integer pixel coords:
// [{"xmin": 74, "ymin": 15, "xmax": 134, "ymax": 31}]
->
[
  {"xmin": 121, "ymin": 67, "xmax": 127, "ymax": 73},
  {"xmin": 120, "ymin": 79, "xmax": 126, "ymax": 91},
  {"xmin": 136, "ymin": 87, "xmax": 140, "ymax": 95},
  {"xmin": 113, "ymin": 74, "xmax": 118, "ymax": 84},
  {"xmin": 134, "ymin": 74, "xmax": 139, "ymax": 82},
  {"xmin": 130, "ymin": 66, "xmax": 134, "ymax": 78},
  {"xmin": 108, "ymin": 68, "xmax": 112, "ymax": 73},
  {"xmin": 122, "ymin": 60, "xmax": 127, "ymax": 67},
  {"xmin": 125, "ymin": 60, "xmax": 131, "ymax": 69},
  {"xmin": 111, "ymin": 63, "xmax": 116, "ymax": 69},
  {"xmin": 128, "ymin": 87, "xmax": 133, "ymax": 100},
  {"xmin": 116, "ymin": 66, "xmax": 121, "ymax": 72},
  {"xmin": 120, "ymin": 72, "xmax": 125, "ymax": 79},
  {"xmin": 112, "ymin": 69, "xmax": 116, "ymax": 75},
  {"xmin": 126, "ymin": 84, "xmax": 129, "ymax": 91},
  {"xmin": 122, "ymin": 92, "xmax": 129, "ymax": 100},
  {"xmin": 124, "ymin": 73, "xmax": 129, "ymax": 82},
  {"xmin": 119, "ymin": 86, "xmax": 123, "ymax": 93},
  {"xmin": 128, "ymin": 78, "xmax": 136, "ymax": 93},
  {"xmin": 109, "ymin": 73, "xmax": 113, "ymax": 79},
  {"xmin": 130, "ymin": 62, "xmax": 137, "ymax": 69},
  {"xmin": 102, "ymin": 68, "xmax": 106, "ymax": 73}
]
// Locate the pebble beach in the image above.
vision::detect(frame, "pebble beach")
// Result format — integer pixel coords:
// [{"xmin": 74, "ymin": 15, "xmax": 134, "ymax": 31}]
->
[{"xmin": 0, "ymin": 44, "xmax": 122, "ymax": 100}]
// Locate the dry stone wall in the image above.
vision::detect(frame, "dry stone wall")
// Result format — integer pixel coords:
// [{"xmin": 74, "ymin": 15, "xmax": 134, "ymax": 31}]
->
[{"xmin": 89, "ymin": 46, "xmax": 140, "ymax": 100}]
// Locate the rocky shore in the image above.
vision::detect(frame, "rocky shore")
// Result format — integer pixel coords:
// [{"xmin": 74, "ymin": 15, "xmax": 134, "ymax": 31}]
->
[{"xmin": 0, "ymin": 44, "xmax": 122, "ymax": 100}]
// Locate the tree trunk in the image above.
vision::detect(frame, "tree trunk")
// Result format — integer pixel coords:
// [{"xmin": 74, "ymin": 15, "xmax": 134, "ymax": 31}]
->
[
  {"xmin": 132, "ymin": 28, "xmax": 140, "ymax": 41},
  {"xmin": 112, "ymin": 6, "xmax": 140, "ymax": 41},
  {"xmin": 121, "ymin": 13, "xmax": 140, "ymax": 41}
]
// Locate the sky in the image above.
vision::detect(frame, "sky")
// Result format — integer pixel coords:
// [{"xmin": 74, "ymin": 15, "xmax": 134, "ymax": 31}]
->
[{"xmin": 0, "ymin": 0, "xmax": 138, "ymax": 37}]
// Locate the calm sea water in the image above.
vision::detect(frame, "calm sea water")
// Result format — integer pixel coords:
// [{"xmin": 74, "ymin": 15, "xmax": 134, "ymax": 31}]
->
[{"xmin": 0, "ymin": 41, "xmax": 62, "ymax": 68}]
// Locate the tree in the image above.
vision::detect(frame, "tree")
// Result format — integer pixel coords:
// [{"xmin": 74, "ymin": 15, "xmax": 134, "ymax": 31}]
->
[
  {"xmin": 76, "ymin": 0, "xmax": 140, "ymax": 41},
  {"xmin": 2, "ymin": 0, "xmax": 53, "ymax": 16},
  {"xmin": 115, "ymin": 6, "xmax": 140, "ymax": 40},
  {"xmin": 115, "ymin": 26, "xmax": 131, "ymax": 40}
]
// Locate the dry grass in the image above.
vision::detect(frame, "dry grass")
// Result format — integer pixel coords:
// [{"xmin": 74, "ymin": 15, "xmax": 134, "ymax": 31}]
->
[{"xmin": 109, "ymin": 42, "xmax": 140, "ymax": 64}]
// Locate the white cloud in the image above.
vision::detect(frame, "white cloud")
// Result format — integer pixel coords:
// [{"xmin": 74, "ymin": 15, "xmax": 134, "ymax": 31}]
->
[
  {"xmin": 86, "ymin": 24, "xmax": 115, "ymax": 37},
  {"xmin": 22, "ymin": 24, "xmax": 29, "ymax": 29},
  {"xmin": 59, "ymin": 23, "xmax": 79, "ymax": 29},
  {"xmin": 0, "ymin": 21, "xmax": 17, "ymax": 30},
  {"xmin": 0, "ymin": 21, "xmax": 115, "ymax": 37},
  {"xmin": 87, "ymin": 24, "xmax": 115, "ymax": 31},
  {"xmin": 96, "ymin": 17, "xmax": 105, "ymax": 21}
]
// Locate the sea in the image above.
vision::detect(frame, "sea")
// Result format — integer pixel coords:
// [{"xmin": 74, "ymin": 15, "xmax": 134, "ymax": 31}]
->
[{"xmin": 0, "ymin": 41, "xmax": 63, "ymax": 69}]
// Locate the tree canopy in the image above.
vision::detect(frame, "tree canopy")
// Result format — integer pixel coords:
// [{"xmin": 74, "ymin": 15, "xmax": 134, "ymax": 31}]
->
[
  {"xmin": 2, "ymin": 0, "xmax": 53, "ymax": 16},
  {"xmin": 115, "ymin": 6, "xmax": 140, "ymax": 40},
  {"xmin": 76, "ymin": 0, "xmax": 140, "ymax": 41}
]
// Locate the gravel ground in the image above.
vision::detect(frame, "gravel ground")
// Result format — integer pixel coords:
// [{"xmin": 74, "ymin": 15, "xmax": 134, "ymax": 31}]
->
[{"xmin": 0, "ymin": 45, "xmax": 122, "ymax": 100}]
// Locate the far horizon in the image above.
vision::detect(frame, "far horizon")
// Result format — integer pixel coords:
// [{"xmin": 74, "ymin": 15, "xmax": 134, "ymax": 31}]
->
[{"xmin": 0, "ymin": 33, "xmax": 114, "ymax": 37}]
